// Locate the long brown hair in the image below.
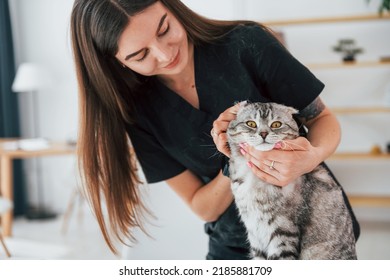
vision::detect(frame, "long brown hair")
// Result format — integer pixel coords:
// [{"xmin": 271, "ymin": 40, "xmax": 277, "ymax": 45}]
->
[{"xmin": 70, "ymin": 0, "xmax": 268, "ymax": 254}]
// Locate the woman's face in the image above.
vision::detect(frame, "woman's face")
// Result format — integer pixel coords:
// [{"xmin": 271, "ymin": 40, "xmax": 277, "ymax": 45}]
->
[{"xmin": 115, "ymin": 2, "xmax": 190, "ymax": 78}]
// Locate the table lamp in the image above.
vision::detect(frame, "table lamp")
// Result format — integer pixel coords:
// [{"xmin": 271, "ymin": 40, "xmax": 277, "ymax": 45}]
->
[{"xmin": 12, "ymin": 63, "xmax": 56, "ymax": 220}]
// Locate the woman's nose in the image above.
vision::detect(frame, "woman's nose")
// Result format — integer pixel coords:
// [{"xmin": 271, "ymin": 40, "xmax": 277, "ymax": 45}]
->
[{"xmin": 152, "ymin": 44, "xmax": 171, "ymax": 63}]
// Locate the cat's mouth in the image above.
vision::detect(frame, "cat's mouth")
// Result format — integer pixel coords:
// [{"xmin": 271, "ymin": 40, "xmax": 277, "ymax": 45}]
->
[{"xmin": 253, "ymin": 142, "xmax": 275, "ymax": 152}]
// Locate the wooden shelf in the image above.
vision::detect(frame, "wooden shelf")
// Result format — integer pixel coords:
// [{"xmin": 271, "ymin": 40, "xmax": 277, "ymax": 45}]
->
[
  {"xmin": 0, "ymin": 141, "xmax": 76, "ymax": 158},
  {"xmin": 264, "ymin": 13, "xmax": 390, "ymax": 26},
  {"xmin": 329, "ymin": 152, "xmax": 390, "ymax": 160},
  {"xmin": 330, "ymin": 107, "xmax": 390, "ymax": 114},
  {"xmin": 348, "ymin": 195, "xmax": 390, "ymax": 207},
  {"xmin": 307, "ymin": 60, "xmax": 390, "ymax": 69}
]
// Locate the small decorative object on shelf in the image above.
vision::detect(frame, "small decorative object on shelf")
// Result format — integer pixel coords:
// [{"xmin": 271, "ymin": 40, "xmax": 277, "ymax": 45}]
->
[
  {"xmin": 332, "ymin": 39, "xmax": 364, "ymax": 62},
  {"xmin": 380, "ymin": 56, "xmax": 390, "ymax": 63},
  {"xmin": 370, "ymin": 144, "xmax": 383, "ymax": 155},
  {"xmin": 387, "ymin": 142, "xmax": 390, "ymax": 153}
]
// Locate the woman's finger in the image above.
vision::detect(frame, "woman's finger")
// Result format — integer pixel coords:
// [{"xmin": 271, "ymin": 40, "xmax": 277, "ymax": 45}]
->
[
  {"xmin": 241, "ymin": 147, "xmax": 280, "ymax": 174},
  {"xmin": 216, "ymin": 133, "xmax": 230, "ymax": 157},
  {"xmin": 247, "ymin": 161, "xmax": 282, "ymax": 186}
]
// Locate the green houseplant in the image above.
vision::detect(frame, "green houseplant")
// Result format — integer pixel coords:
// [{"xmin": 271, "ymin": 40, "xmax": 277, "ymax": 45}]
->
[
  {"xmin": 333, "ymin": 39, "xmax": 364, "ymax": 62},
  {"xmin": 368, "ymin": 0, "xmax": 390, "ymax": 14},
  {"xmin": 378, "ymin": 0, "xmax": 389, "ymax": 13}
]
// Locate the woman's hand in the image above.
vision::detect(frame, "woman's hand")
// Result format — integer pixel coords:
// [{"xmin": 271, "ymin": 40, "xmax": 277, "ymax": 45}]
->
[
  {"xmin": 211, "ymin": 103, "xmax": 241, "ymax": 157},
  {"xmin": 240, "ymin": 137, "xmax": 322, "ymax": 187}
]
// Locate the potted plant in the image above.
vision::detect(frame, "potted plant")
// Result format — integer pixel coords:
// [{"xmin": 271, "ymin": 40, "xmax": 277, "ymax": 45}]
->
[
  {"xmin": 367, "ymin": 0, "xmax": 390, "ymax": 14},
  {"xmin": 332, "ymin": 39, "xmax": 364, "ymax": 62}
]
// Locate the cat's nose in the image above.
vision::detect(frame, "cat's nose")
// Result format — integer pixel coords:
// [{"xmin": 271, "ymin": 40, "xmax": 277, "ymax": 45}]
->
[{"xmin": 259, "ymin": 131, "xmax": 268, "ymax": 139}]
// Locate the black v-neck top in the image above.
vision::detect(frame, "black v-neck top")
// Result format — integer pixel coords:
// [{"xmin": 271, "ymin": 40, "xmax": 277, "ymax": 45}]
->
[{"xmin": 126, "ymin": 24, "xmax": 324, "ymax": 184}]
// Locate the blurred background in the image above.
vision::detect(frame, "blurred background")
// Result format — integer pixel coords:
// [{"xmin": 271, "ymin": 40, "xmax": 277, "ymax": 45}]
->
[{"xmin": 0, "ymin": 0, "xmax": 389, "ymax": 259}]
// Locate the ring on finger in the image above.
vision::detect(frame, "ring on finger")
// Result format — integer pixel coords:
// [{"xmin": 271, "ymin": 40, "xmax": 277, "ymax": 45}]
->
[{"xmin": 269, "ymin": 160, "xmax": 275, "ymax": 170}]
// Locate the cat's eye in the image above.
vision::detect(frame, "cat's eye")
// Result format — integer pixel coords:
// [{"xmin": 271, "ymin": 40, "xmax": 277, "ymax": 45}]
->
[
  {"xmin": 246, "ymin": 121, "xmax": 257, "ymax": 128},
  {"xmin": 270, "ymin": 121, "xmax": 282, "ymax": 129}
]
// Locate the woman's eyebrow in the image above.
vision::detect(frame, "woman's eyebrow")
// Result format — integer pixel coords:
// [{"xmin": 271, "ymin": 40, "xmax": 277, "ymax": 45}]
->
[
  {"xmin": 125, "ymin": 13, "xmax": 168, "ymax": 61},
  {"xmin": 155, "ymin": 13, "xmax": 168, "ymax": 35}
]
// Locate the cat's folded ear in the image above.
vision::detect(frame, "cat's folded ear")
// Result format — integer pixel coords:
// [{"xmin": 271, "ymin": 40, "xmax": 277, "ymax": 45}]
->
[
  {"xmin": 271, "ymin": 102, "xmax": 299, "ymax": 116},
  {"xmin": 234, "ymin": 100, "xmax": 250, "ymax": 107},
  {"xmin": 286, "ymin": 106, "xmax": 299, "ymax": 116}
]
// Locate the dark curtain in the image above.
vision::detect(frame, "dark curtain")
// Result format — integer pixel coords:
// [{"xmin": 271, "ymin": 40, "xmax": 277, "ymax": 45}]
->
[{"xmin": 0, "ymin": 0, "xmax": 26, "ymax": 215}]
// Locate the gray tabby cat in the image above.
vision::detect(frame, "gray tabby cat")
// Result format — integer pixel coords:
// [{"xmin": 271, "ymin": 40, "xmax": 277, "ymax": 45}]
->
[{"xmin": 227, "ymin": 102, "xmax": 357, "ymax": 260}]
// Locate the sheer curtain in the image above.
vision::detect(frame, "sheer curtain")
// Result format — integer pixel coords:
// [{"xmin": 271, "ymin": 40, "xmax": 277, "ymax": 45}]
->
[{"xmin": 0, "ymin": 0, "xmax": 25, "ymax": 215}]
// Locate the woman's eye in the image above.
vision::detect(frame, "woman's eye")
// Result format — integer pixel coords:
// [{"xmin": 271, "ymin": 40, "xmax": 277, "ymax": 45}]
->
[
  {"xmin": 136, "ymin": 50, "xmax": 149, "ymax": 62},
  {"xmin": 270, "ymin": 121, "xmax": 282, "ymax": 129},
  {"xmin": 158, "ymin": 24, "xmax": 170, "ymax": 37},
  {"xmin": 246, "ymin": 121, "xmax": 257, "ymax": 128}
]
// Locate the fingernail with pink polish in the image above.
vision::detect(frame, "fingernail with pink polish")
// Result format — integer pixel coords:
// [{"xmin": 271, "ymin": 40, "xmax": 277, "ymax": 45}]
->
[
  {"xmin": 240, "ymin": 148, "xmax": 246, "ymax": 156},
  {"xmin": 247, "ymin": 162, "xmax": 253, "ymax": 168},
  {"xmin": 274, "ymin": 142, "xmax": 282, "ymax": 149}
]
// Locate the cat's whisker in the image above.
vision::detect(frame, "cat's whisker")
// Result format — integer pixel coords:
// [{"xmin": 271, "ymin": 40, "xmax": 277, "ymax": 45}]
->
[
  {"xmin": 199, "ymin": 145, "xmax": 223, "ymax": 159},
  {"xmin": 279, "ymin": 140, "xmax": 296, "ymax": 151},
  {"xmin": 199, "ymin": 144, "xmax": 218, "ymax": 147},
  {"xmin": 203, "ymin": 131, "xmax": 214, "ymax": 139},
  {"xmin": 208, "ymin": 150, "xmax": 224, "ymax": 159},
  {"xmin": 279, "ymin": 140, "xmax": 305, "ymax": 159},
  {"xmin": 297, "ymin": 122, "xmax": 305, "ymax": 131},
  {"xmin": 281, "ymin": 140, "xmax": 307, "ymax": 151}
]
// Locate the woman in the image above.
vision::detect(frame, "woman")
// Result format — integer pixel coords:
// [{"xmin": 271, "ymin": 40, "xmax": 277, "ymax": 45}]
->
[{"xmin": 70, "ymin": 0, "xmax": 359, "ymax": 259}]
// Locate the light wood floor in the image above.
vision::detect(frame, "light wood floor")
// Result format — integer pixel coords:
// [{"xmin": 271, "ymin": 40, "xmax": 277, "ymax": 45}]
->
[{"xmin": 1, "ymin": 207, "xmax": 390, "ymax": 260}]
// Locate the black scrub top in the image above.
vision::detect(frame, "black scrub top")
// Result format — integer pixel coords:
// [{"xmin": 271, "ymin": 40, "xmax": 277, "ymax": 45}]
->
[{"xmin": 125, "ymin": 25, "xmax": 358, "ymax": 255}]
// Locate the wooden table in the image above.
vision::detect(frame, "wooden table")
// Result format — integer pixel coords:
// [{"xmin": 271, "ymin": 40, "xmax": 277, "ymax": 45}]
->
[{"xmin": 0, "ymin": 138, "xmax": 76, "ymax": 237}]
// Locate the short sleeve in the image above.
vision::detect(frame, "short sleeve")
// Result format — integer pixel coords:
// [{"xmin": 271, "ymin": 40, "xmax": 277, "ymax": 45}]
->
[
  {"xmin": 244, "ymin": 25, "xmax": 324, "ymax": 110},
  {"xmin": 126, "ymin": 122, "xmax": 186, "ymax": 183}
]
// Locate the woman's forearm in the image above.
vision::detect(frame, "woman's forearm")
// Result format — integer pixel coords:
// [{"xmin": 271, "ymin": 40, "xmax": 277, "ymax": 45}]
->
[
  {"xmin": 190, "ymin": 171, "xmax": 233, "ymax": 222},
  {"xmin": 305, "ymin": 108, "xmax": 341, "ymax": 165},
  {"xmin": 167, "ymin": 169, "xmax": 233, "ymax": 222}
]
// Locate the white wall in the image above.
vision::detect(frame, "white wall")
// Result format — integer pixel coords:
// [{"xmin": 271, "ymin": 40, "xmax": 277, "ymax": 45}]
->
[
  {"xmin": 9, "ymin": 0, "xmax": 78, "ymax": 214},
  {"xmin": 9, "ymin": 0, "xmax": 390, "ymax": 259}
]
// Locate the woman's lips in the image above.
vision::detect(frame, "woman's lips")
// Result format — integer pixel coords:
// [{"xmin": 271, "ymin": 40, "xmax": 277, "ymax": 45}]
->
[{"xmin": 164, "ymin": 50, "xmax": 180, "ymax": 69}]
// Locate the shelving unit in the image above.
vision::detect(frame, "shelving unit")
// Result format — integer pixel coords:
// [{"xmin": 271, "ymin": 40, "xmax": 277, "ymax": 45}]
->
[
  {"xmin": 306, "ymin": 61, "xmax": 390, "ymax": 69},
  {"xmin": 328, "ymin": 152, "xmax": 390, "ymax": 207},
  {"xmin": 348, "ymin": 196, "xmax": 390, "ymax": 207},
  {"xmin": 330, "ymin": 152, "xmax": 390, "ymax": 160},
  {"xmin": 268, "ymin": 13, "xmax": 390, "ymax": 208},
  {"xmin": 264, "ymin": 13, "xmax": 390, "ymax": 26},
  {"xmin": 330, "ymin": 107, "xmax": 390, "ymax": 114}
]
